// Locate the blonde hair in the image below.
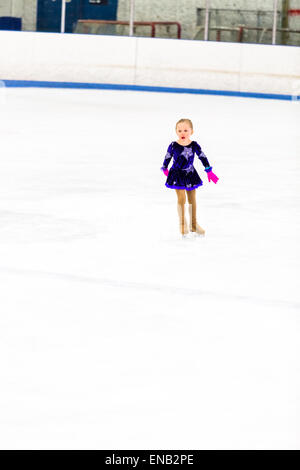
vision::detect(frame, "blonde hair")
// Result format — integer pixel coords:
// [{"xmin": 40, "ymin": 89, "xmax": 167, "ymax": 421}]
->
[{"xmin": 175, "ymin": 118, "xmax": 193, "ymax": 131}]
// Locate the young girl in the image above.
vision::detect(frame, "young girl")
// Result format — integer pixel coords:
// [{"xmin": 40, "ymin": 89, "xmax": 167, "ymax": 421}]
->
[{"xmin": 160, "ymin": 119, "xmax": 218, "ymax": 238}]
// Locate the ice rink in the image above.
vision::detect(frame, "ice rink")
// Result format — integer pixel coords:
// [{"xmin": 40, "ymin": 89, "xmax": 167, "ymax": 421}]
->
[{"xmin": 0, "ymin": 86, "xmax": 299, "ymax": 449}]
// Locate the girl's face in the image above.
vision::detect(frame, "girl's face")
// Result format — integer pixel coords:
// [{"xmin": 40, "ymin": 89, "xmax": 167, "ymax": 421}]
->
[{"xmin": 176, "ymin": 122, "xmax": 193, "ymax": 144}]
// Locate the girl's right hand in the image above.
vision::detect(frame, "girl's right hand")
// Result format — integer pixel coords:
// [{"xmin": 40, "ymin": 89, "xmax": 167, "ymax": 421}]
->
[{"xmin": 162, "ymin": 168, "xmax": 169, "ymax": 176}]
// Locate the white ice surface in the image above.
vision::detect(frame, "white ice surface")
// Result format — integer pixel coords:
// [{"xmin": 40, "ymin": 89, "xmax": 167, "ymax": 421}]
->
[{"xmin": 0, "ymin": 87, "xmax": 299, "ymax": 450}]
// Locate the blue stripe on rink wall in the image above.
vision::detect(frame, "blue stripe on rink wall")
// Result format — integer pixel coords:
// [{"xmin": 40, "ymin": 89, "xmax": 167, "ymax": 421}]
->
[{"xmin": 2, "ymin": 79, "xmax": 299, "ymax": 101}]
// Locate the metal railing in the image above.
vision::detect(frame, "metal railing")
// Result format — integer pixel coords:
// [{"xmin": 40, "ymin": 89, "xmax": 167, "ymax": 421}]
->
[
  {"xmin": 238, "ymin": 25, "xmax": 300, "ymax": 43},
  {"xmin": 201, "ymin": 0, "xmax": 291, "ymax": 45},
  {"xmin": 76, "ymin": 19, "xmax": 181, "ymax": 39},
  {"xmin": 194, "ymin": 25, "xmax": 300, "ymax": 43}
]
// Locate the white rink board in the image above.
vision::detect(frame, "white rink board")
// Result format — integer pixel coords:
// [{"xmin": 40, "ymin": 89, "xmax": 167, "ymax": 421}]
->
[{"xmin": 0, "ymin": 30, "xmax": 299, "ymax": 94}]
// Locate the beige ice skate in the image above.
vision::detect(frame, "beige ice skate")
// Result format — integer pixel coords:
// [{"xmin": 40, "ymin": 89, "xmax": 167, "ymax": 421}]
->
[
  {"xmin": 188, "ymin": 203, "xmax": 205, "ymax": 236},
  {"xmin": 177, "ymin": 203, "xmax": 189, "ymax": 237}
]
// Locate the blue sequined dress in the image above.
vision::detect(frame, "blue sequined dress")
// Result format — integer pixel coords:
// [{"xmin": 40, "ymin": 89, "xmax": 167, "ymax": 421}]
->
[{"xmin": 160, "ymin": 141, "xmax": 213, "ymax": 190}]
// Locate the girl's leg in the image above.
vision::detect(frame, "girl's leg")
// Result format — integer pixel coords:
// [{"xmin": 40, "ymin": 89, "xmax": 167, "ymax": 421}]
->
[
  {"xmin": 175, "ymin": 189, "xmax": 188, "ymax": 235},
  {"xmin": 186, "ymin": 189, "xmax": 205, "ymax": 235},
  {"xmin": 186, "ymin": 189, "xmax": 197, "ymax": 231}
]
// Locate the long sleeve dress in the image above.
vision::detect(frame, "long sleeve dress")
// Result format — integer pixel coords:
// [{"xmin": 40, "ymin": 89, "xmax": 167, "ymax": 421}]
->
[{"xmin": 160, "ymin": 140, "xmax": 213, "ymax": 191}]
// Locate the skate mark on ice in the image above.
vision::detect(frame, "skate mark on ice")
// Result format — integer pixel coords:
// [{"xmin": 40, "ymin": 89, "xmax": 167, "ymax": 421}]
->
[{"xmin": 0, "ymin": 266, "xmax": 299, "ymax": 311}]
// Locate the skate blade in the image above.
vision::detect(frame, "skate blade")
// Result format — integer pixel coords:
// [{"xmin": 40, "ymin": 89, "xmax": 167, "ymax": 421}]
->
[
  {"xmin": 191, "ymin": 232, "xmax": 205, "ymax": 238},
  {"xmin": 181, "ymin": 233, "xmax": 198, "ymax": 240}
]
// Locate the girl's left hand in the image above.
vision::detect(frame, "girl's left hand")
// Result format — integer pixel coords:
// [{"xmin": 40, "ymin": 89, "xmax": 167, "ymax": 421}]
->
[{"xmin": 207, "ymin": 171, "xmax": 219, "ymax": 184}]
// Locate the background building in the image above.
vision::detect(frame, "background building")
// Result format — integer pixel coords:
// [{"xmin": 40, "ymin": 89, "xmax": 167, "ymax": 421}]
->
[
  {"xmin": 0, "ymin": 0, "xmax": 299, "ymax": 45},
  {"xmin": 0, "ymin": 0, "xmax": 118, "ymax": 33},
  {"xmin": 0, "ymin": 0, "xmax": 37, "ymax": 31},
  {"xmin": 116, "ymin": 0, "xmax": 300, "ymax": 46}
]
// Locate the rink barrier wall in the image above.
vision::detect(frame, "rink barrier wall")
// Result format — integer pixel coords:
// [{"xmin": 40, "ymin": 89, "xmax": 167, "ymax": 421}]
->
[{"xmin": 0, "ymin": 30, "xmax": 299, "ymax": 100}]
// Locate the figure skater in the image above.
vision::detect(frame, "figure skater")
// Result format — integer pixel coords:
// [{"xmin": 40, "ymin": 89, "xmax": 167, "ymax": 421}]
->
[{"xmin": 160, "ymin": 119, "xmax": 219, "ymax": 238}]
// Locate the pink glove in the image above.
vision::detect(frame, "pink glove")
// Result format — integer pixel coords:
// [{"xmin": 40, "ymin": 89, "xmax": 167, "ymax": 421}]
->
[
  {"xmin": 162, "ymin": 168, "xmax": 169, "ymax": 177},
  {"xmin": 207, "ymin": 170, "xmax": 219, "ymax": 184}
]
